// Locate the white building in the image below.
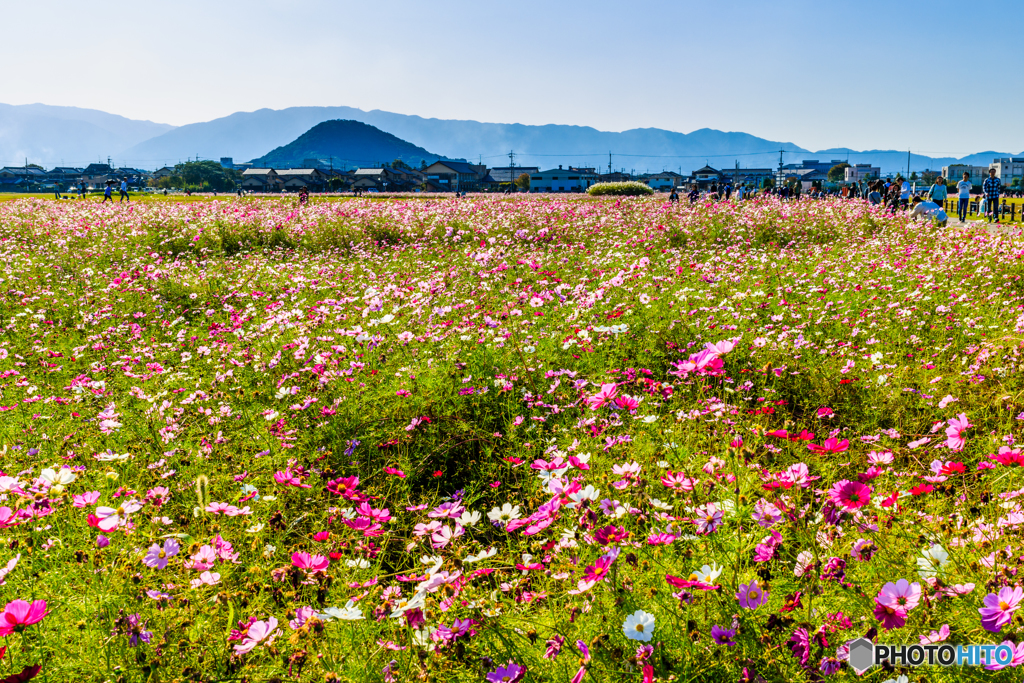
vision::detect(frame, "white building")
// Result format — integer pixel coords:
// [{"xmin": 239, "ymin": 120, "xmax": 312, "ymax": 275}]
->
[
  {"xmin": 530, "ymin": 165, "xmax": 598, "ymax": 192},
  {"xmin": 990, "ymin": 158, "xmax": 1024, "ymax": 186},
  {"xmin": 942, "ymin": 164, "xmax": 988, "ymax": 185},
  {"xmin": 644, "ymin": 171, "xmax": 685, "ymax": 190},
  {"xmin": 844, "ymin": 164, "xmax": 880, "ymax": 182}
]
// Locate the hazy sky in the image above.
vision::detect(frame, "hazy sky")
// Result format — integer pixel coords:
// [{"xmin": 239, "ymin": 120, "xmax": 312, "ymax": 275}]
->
[{"xmin": 3, "ymin": 0, "xmax": 1022, "ymax": 154}]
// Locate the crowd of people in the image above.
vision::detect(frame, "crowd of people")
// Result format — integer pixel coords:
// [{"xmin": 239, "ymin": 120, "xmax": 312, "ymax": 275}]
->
[{"xmin": 666, "ymin": 170, "xmax": 1015, "ymax": 227}]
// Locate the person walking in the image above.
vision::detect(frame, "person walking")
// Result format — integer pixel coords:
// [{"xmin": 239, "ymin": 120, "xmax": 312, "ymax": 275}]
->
[
  {"xmin": 79, "ymin": 180, "xmax": 86, "ymax": 199},
  {"xmin": 101, "ymin": 180, "xmax": 114, "ymax": 203},
  {"xmin": 956, "ymin": 171, "xmax": 972, "ymax": 223},
  {"xmin": 928, "ymin": 176, "xmax": 947, "ymax": 209},
  {"xmin": 54, "ymin": 183, "xmax": 62, "ymax": 200},
  {"xmin": 119, "ymin": 177, "xmax": 130, "ymax": 202},
  {"xmin": 983, "ymin": 167, "xmax": 1002, "ymax": 224},
  {"xmin": 899, "ymin": 176, "xmax": 911, "ymax": 210}
]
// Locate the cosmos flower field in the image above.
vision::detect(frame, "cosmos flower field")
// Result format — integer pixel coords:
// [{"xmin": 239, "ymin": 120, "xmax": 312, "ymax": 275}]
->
[{"xmin": 2, "ymin": 194, "xmax": 1024, "ymax": 682}]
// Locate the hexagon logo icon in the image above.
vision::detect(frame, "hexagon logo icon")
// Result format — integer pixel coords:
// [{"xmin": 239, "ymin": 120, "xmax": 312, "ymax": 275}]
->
[{"xmin": 848, "ymin": 638, "xmax": 875, "ymax": 674}]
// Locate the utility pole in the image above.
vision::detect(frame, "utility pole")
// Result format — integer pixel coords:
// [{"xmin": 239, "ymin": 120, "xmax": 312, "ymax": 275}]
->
[
  {"xmin": 508, "ymin": 150, "xmax": 515, "ymax": 191},
  {"xmin": 608, "ymin": 152, "xmax": 612, "ymax": 176},
  {"xmin": 907, "ymin": 149, "xmax": 911, "ymax": 179}
]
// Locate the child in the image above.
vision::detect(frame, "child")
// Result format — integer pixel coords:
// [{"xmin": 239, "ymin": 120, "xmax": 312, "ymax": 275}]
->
[{"xmin": 910, "ymin": 196, "xmax": 948, "ymax": 227}]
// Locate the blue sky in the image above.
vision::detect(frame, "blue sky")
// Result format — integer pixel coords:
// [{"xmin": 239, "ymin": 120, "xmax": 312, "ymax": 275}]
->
[{"xmin": 3, "ymin": 0, "xmax": 1021, "ymax": 154}]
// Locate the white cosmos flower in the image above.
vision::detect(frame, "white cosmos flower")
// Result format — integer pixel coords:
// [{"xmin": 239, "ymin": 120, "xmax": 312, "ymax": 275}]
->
[
  {"xmin": 458, "ymin": 510, "xmax": 482, "ymax": 527},
  {"xmin": 464, "ymin": 547, "xmax": 497, "ymax": 563},
  {"xmin": 622, "ymin": 610, "xmax": 655, "ymax": 642},
  {"xmin": 690, "ymin": 562, "xmax": 723, "ymax": 583},
  {"xmin": 318, "ymin": 600, "xmax": 364, "ymax": 621},
  {"xmin": 487, "ymin": 504, "xmax": 521, "ymax": 523},
  {"xmin": 411, "ymin": 627, "xmax": 436, "ymax": 650},
  {"xmin": 648, "ymin": 498, "xmax": 672, "ymax": 511},
  {"xmin": 388, "ymin": 591, "xmax": 426, "ymax": 618},
  {"xmin": 917, "ymin": 544, "xmax": 950, "ymax": 579},
  {"xmin": 345, "ymin": 558, "xmax": 371, "ymax": 569},
  {"xmin": 40, "ymin": 467, "xmax": 77, "ymax": 487},
  {"xmin": 567, "ymin": 485, "xmax": 600, "ymax": 507}
]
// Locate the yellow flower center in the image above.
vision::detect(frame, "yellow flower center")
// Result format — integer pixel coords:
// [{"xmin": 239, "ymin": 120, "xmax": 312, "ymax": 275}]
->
[
  {"xmin": 748, "ymin": 590, "xmax": 758, "ymax": 600},
  {"xmin": 635, "ymin": 623, "xmax": 645, "ymax": 632},
  {"xmin": 158, "ymin": 550, "xmax": 166, "ymax": 559},
  {"xmin": 1000, "ymin": 600, "xmax": 1010, "ymax": 611}
]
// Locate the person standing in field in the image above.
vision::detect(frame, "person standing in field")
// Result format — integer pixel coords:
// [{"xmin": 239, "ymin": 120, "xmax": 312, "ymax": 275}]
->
[
  {"xmin": 983, "ymin": 167, "xmax": 1002, "ymax": 224},
  {"xmin": 119, "ymin": 177, "xmax": 129, "ymax": 202},
  {"xmin": 867, "ymin": 181, "xmax": 883, "ymax": 205},
  {"xmin": 928, "ymin": 176, "xmax": 947, "ymax": 208},
  {"xmin": 102, "ymin": 180, "xmax": 113, "ymax": 203},
  {"xmin": 956, "ymin": 171, "xmax": 972, "ymax": 223},
  {"xmin": 900, "ymin": 176, "xmax": 911, "ymax": 210},
  {"xmin": 54, "ymin": 183, "xmax": 62, "ymax": 200},
  {"xmin": 79, "ymin": 180, "xmax": 86, "ymax": 199}
]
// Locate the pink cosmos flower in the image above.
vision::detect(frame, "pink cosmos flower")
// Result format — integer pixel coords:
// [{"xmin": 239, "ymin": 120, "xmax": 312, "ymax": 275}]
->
[
  {"xmin": 980, "ymin": 586, "xmax": 1024, "ymax": 633},
  {"xmin": 190, "ymin": 571, "xmax": 221, "ymax": 588},
  {"xmin": 0, "ymin": 599, "xmax": 48, "ymax": 636},
  {"xmin": 143, "ymin": 539, "xmax": 180, "ymax": 570},
  {"xmin": 273, "ymin": 468, "xmax": 310, "ymax": 488},
  {"xmin": 73, "ymin": 491, "xmax": 101, "ymax": 508},
  {"xmin": 232, "ymin": 617, "xmax": 280, "ymax": 655},
  {"xmin": 291, "ymin": 552, "xmax": 330, "ymax": 573},
  {"xmin": 945, "ymin": 413, "xmax": 972, "ymax": 451},
  {"xmin": 807, "ymin": 437, "xmax": 849, "ymax": 453},
  {"xmin": 877, "ymin": 579, "xmax": 922, "ymax": 612},
  {"xmin": 0, "ymin": 554, "xmax": 19, "ymax": 585},
  {"xmin": 827, "ymin": 480, "xmax": 871, "ymax": 510},
  {"xmin": 919, "ymin": 624, "xmax": 950, "ymax": 644},
  {"xmin": 94, "ymin": 499, "xmax": 143, "ymax": 531},
  {"xmin": 585, "ymin": 383, "xmax": 619, "ymax": 410},
  {"xmin": 693, "ymin": 504, "xmax": 723, "ymax": 535}
]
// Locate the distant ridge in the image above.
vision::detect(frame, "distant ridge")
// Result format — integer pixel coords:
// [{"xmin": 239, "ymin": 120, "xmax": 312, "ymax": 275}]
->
[
  {"xmin": 1, "ymin": 102, "xmax": 1021, "ymax": 174},
  {"xmin": 249, "ymin": 120, "xmax": 455, "ymax": 169}
]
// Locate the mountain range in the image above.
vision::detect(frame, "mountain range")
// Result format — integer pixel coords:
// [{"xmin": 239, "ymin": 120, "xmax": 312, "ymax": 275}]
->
[
  {"xmin": 1, "ymin": 102, "xmax": 1019, "ymax": 175},
  {"xmin": 250, "ymin": 120, "xmax": 454, "ymax": 169}
]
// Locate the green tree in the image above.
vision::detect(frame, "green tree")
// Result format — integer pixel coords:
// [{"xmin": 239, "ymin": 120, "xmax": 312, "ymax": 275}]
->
[
  {"xmin": 173, "ymin": 160, "xmax": 240, "ymax": 192},
  {"xmin": 827, "ymin": 163, "xmax": 851, "ymax": 183},
  {"xmin": 910, "ymin": 171, "xmax": 919, "ymax": 181},
  {"xmin": 761, "ymin": 176, "xmax": 775, "ymax": 189},
  {"xmin": 515, "ymin": 173, "xmax": 531, "ymax": 192}
]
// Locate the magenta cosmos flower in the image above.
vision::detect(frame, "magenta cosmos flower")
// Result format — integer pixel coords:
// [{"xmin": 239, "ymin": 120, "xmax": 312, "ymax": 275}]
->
[
  {"xmin": 980, "ymin": 586, "xmax": 1024, "ymax": 633},
  {"xmin": 486, "ymin": 661, "xmax": 526, "ymax": 683},
  {"xmin": 872, "ymin": 600, "xmax": 907, "ymax": 630},
  {"xmin": 0, "ymin": 599, "xmax": 48, "ymax": 636},
  {"xmin": 711, "ymin": 624, "xmax": 736, "ymax": 646},
  {"xmin": 291, "ymin": 552, "xmax": 330, "ymax": 573},
  {"xmin": 736, "ymin": 579, "xmax": 768, "ymax": 609},
  {"xmin": 827, "ymin": 480, "xmax": 871, "ymax": 511}
]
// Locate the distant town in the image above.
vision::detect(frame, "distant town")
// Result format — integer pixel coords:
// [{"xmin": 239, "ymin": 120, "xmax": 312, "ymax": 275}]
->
[{"xmin": 2, "ymin": 155, "xmax": 1023, "ymax": 194}]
